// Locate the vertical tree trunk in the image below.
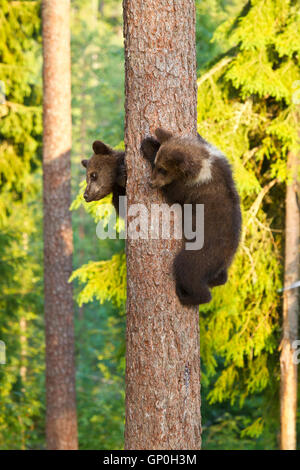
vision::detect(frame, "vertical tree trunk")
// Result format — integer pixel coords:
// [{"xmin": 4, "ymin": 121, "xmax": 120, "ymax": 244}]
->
[
  {"xmin": 91, "ymin": 0, "xmax": 99, "ymax": 29},
  {"xmin": 280, "ymin": 149, "xmax": 299, "ymax": 450},
  {"xmin": 42, "ymin": 0, "xmax": 78, "ymax": 450},
  {"xmin": 98, "ymin": 0, "xmax": 104, "ymax": 15},
  {"xmin": 20, "ymin": 312, "xmax": 27, "ymax": 450},
  {"xmin": 123, "ymin": 0, "xmax": 201, "ymax": 450}
]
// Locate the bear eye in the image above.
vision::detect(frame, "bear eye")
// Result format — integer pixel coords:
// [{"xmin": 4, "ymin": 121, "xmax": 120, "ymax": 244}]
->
[
  {"xmin": 90, "ymin": 172, "xmax": 97, "ymax": 181},
  {"xmin": 157, "ymin": 167, "xmax": 167, "ymax": 176}
]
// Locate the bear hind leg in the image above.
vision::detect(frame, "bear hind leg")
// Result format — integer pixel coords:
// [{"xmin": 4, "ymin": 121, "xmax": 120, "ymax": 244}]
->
[{"xmin": 176, "ymin": 282, "xmax": 212, "ymax": 306}]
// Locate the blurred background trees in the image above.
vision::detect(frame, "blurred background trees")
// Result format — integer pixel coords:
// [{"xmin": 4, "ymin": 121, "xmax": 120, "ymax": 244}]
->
[
  {"xmin": 0, "ymin": 0, "xmax": 299, "ymax": 450},
  {"xmin": 0, "ymin": 0, "xmax": 44, "ymax": 449},
  {"xmin": 197, "ymin": 0, "xmax": 300, "ymax": 449}
]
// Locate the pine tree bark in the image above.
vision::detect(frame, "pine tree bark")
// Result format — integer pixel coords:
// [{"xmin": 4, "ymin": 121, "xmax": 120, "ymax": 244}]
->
[
  {"xmin": 42, "ymin": 0, "xmax": 78, "ymax": 450},
  {"xmin": 123, "ymin": 0, "xmax": 201, "ymax": 450},
  {"xmin": 280, "ymin": 150, "xmax": 299, "ymax": 450}
]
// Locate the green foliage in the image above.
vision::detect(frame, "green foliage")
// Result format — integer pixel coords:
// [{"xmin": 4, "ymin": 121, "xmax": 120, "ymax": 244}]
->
[
  {"xmin": 70, "ymin": 253, "xmax": 126, "ymax": 309},
  {"xmin": 70, "ymin": 0, "xmax": 126, "ymax": 449},
  {"xmin": 71, "ymin": 0, "xmax": 124, "ymax": 162},
  {"xmin": 75, "ymin": 298, "xmax": 125, "ymax": 450},
  {"xmin": 195, "ymin": 0, "xmax": 242, "ymax": 71},
  {"xmin": 0, "ymin": 0, "xmax": 44, "ymax": 449},
  {"xmin": 197, "ymin": 0, "xmax": 300, "ymax": 447}
]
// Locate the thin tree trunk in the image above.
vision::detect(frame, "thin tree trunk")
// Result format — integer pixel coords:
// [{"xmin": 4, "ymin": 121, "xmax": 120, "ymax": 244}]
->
[
  {"xmin": 98, "ymin": 1, "xmax": 104, "ymax": 15},
  {"xmin": 280, "ymin": 149, "xmax": 299, "ymax": 450},
  {"xmin": 91, "ymin": 0, "xmax": 99, "ymax": 29},
  {"xmin": 123, "ymin": 0, "xmax": 201, "ymax": 450},
  {"xmin": 42, "ymin": 0, "xmax": 78, "ymax": 450},
  {"xmin": 20, "ymin": 234, "xmax": 28, "ymax": 389},
  {"xmin": 20, "ymin": 314, "xmax": 27, "ymax": 450},
  {"xmin": 20, "ymin": 316, "xmax": 27, "ymax": 386}
]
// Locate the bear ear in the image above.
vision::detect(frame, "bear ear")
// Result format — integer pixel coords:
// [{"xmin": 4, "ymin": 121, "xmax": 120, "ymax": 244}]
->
[
  {"xmin": 155, "ymin": 128, "xmax": 173, "ymax": 144},
  {"xmin": 81, "ymin": 159, "xmax": 88, "ymax": 168},
  {"xmin": 92, "ymin": 140, "xmax": 111, "ymax": 155},
  {"xmin": 140, "ymin": 137, "xmax": 160, "ymax": 167}
]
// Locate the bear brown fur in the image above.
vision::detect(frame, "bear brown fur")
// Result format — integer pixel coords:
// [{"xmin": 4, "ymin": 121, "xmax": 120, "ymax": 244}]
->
[
  {"xmin": 141, "ymin": 128, "xmax": 241, "ymax": 306},
  {"xmin": 81, "ymin": 140, "xmax": 126, "ymax": 214}
]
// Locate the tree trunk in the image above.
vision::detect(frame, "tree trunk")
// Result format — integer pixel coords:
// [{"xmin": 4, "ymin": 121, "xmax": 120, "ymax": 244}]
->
[
  {"xmin": 42, "ymin": 0, "xmax": 78, "ymax": 450},
  {"xmin": 98, "ymin": 1, "xmax": 104, "ymax": 16},
  {"xmin": 280, "ymin": 150, "xmax": 299, "ymax": 450},
  {"xmin": 91, "ymin": 0, "xmax": 99, "ymax": 29},
  {"xmin": 123, "ymin": 0, "xmax": 201, "ymax": 450},
  {"xmin": 20, "ymin": 313, "xmax": 27, "ymax": 450}
]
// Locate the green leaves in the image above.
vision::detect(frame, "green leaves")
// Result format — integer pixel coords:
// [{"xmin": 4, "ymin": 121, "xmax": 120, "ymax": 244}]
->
[
  {"xmin": 70, "ymin": 253, "xmax": 126, "ymax": 309},
  {"xmin": 197, "ymin": 0, "xmax": 300, "ymax": 445},
  {"xmin": 0, "ymin": 0, "xmax": 43, "ymax": 450}
]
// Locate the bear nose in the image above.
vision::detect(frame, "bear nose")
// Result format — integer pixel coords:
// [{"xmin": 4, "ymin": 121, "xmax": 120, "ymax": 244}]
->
[{"xmin": 84, "ymin": 191, "xmax": 89, "ymax": 201}]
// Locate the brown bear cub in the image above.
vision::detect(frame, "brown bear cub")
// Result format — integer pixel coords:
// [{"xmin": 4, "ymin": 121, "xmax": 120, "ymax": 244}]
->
[
  {"xmin": 141, "ymin": 128, "xmax": 241, "ymax": 306},
  {"xmin": 81, "ymin": 140, "xmax": 126, "ymax": 214}
]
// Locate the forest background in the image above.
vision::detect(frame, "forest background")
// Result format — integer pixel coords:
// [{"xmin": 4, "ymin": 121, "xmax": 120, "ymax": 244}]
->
[{"xmin": 0, "ymin": 0, "xmax": 299, "ymax": 450}]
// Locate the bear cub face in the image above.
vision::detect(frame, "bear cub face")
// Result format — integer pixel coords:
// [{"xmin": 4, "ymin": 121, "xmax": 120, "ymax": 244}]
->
[
  {"xmin": 81, "ymin": 141, "xmax": 125, "ymax": 203},
  {"xmin": 142, "ymin": 128, "xmax": 211, "ymax": 191}
]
